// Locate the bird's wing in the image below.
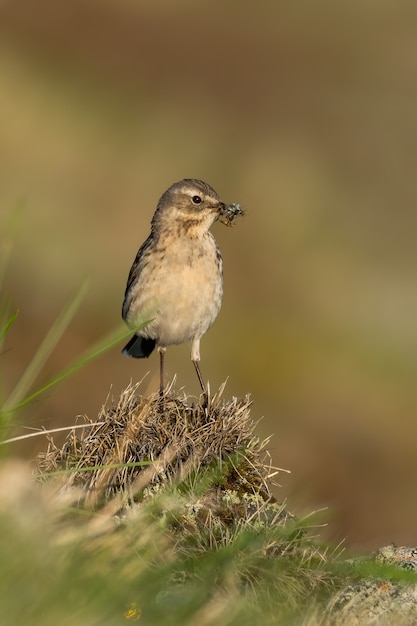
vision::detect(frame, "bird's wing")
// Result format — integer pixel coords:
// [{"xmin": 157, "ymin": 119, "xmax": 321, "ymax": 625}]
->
[{"xmin": 122, "ymin": 235, "xmax": 153, "ymax": 321}]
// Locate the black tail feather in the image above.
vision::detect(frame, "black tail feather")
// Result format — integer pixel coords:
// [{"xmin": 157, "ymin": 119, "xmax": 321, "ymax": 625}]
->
[{"xmin": 122, "ymin": 335, "xmax": 156, "ymax": 358}]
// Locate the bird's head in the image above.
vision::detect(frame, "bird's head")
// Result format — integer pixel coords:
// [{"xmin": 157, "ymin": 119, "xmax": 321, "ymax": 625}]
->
[{"xmin": 152, "ymin": 179, "xmax": 235, "ymax": 235}]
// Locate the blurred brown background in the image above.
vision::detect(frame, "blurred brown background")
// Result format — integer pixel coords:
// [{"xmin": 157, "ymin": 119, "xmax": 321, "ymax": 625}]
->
[{"xmin": 2, "ymin": 0, "xmax": 417, "ymax": 552}]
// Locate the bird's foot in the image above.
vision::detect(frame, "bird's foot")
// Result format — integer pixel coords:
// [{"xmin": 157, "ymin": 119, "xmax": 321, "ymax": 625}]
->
[{"xmin": 201, "ymin": 392, "xmax": 209, "ymax": 411}]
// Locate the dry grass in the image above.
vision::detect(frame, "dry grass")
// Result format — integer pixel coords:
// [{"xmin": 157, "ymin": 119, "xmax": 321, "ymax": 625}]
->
[{"xmin": 35, "ymin": 381, "xmax": 290, "ymax": 533}]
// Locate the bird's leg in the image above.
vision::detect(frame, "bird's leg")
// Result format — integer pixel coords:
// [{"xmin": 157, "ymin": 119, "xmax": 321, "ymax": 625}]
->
[
  {"xmin": 193, "ymin": 360, "xmax": 205, "ymax": 393},
  {"xmin": 191, "ymin": 339, "xmax": 208, "ymax": 408},
  {"xmin": 158, "ymin": 346, "xmax": 166, "ymax": 406},
  {"xmin": 193, "ymin": 360, "xmax": 208, "ymax": 409}
]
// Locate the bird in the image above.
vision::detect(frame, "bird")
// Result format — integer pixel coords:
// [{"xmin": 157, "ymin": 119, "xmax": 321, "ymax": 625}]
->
[{"xmin": 121, "ymin": 178, "xmax": 238, "ymax": 402}]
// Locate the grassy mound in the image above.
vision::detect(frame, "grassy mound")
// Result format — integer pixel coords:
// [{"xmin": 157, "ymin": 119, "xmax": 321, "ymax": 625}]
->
[
  {"xmin": 36, "ymin": 382, "xmax": 300, "ymax": 548},
  {"xmin": 36, "ymin": 382, "xmax": 276, "ymax": 506},
  {"xmin": 1, "ymin": 382, "xmax": 416, "ymax": 625}
]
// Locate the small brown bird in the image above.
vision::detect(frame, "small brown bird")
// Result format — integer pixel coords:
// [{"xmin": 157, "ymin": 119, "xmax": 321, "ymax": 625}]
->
[{"xmin": 122, "ymin": 179, "xmax": 241, "ymax": 400}]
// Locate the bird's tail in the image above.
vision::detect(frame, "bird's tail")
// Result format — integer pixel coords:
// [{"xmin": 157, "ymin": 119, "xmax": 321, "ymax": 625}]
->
[{"xmin": 122, "ymin": 335, "xmax": 156, "ymax": 358}]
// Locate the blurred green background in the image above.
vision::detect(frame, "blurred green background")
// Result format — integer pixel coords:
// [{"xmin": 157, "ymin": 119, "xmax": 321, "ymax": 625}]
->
[{"xmin": 2, "ymin": 0, "xmax": 417, "ymax": 552}]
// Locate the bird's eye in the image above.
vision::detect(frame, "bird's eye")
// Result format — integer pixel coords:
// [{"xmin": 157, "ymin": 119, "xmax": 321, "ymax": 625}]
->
[{"xmin": 192, "ymin": 195, "xmax": 202, "ymax": 205}]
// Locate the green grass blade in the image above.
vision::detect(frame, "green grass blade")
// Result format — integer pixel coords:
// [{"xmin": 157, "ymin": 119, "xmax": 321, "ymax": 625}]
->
[
  {"xmin": 37, "ymin": 460, "xmax": 153, "ymax": 478},
  {"xmin": 8, "ymin": 321, "xmax": 149, "ymax": 413},
  {"xmin": 1, "ymin": 281, "xmax": 88, "ymax": 416},
  {"xmin": 0, "ymin": 310, "xmax": 19, "ymax": 344}
]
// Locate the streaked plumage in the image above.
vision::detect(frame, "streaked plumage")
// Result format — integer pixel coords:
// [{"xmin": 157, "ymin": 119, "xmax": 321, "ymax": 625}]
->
[{"xmin": 122, "ymin": 179, "xmax": 234, "ymax": 400}]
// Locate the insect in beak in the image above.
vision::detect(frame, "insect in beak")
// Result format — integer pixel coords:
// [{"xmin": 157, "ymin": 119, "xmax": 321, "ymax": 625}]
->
[{"xmin": 218, "ymin": 202, "xmax": 245, "ymax": 227}]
